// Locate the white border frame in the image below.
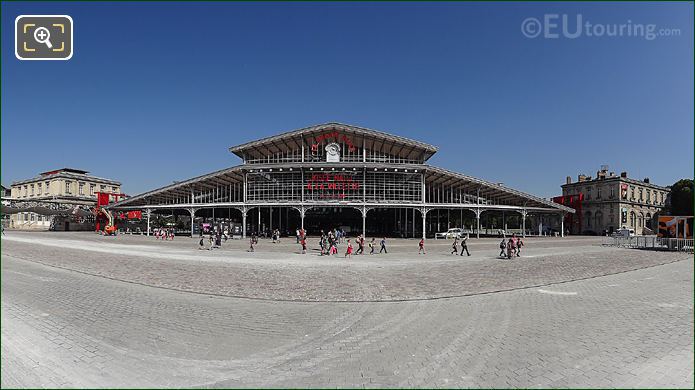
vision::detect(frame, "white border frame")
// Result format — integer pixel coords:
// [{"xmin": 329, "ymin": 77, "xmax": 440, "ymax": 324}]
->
[{"xmin": 15, "ymin": 14, "xmax": 73, "ymax": 60}]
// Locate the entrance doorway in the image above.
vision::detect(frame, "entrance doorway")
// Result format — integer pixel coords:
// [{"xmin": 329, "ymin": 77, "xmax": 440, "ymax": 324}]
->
[{"xmin": 304, "ymin": 207, "xmax": 361, "ymax": 235}]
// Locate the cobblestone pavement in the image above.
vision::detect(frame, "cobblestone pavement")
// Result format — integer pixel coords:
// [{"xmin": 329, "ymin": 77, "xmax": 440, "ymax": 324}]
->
[
  {"xmin": 2, "ymin": 249, "xmax": 692, "ymax": 388},
  {"xmin": 1, "ymin": 232, "xmax": 690, "ymax": 301}
]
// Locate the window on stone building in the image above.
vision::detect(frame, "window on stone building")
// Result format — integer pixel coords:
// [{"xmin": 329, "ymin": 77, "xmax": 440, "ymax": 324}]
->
[
  {"xmin": 65, "ymin": 181, "xmax": 72, "ymax": 194},
  {"xmin": 597, "ymin": 187, "xmax": 602, "ymax": 199},
  {"xmin": 630, "ymin": 211, "xmax": 636, "ymax": 227},
  {"xmin": 100, "ymin": 185, "xmax": 106, "ymax": 191},
  {"xmin": 112, "ymin": 186, "xmax": 118, "ymax": 193},
  {"xmin": 90, "ymin": 183, "xmax": 96, "ymax": 195},
  {"xmin": 646, "ymin": 190, "xmax": 651, "ymax": 203},
  {"xmin": 45, "ymin": 181, "xmax": 50, "ymax": 194},
  {"xmin": 630, "ymin": 187, "xmax": 635, "ymax": 200},
  {"xmin": 23, "ymin": 186, "xmax": 28, "ymax": 197},
  {"xmin": 586, "ymin": 187, "xmax": 592, "ymax": 200},
  {"xmin": 610, "ymin": 186, "xmax": 615, "ymax": 199},
  {"xmin": 639, "ymin": 188, "xmax": 643, "ymax": 202},
  {"xmin": 37, "ymin": 183, "xmax": 42, "ymax": 194},
  {"xmin": 30, "ymin": 184, "xmax": 34, "ymax": 196},
  {"xmin": 79, "ymin": 182, "xmax": 85, "ymax": 196}
]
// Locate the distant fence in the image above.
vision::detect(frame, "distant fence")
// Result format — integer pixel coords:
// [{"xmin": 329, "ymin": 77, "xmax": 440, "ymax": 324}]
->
[{"xmin": 603, "ymin": 236, "xmax": 694, "ymax": 253}]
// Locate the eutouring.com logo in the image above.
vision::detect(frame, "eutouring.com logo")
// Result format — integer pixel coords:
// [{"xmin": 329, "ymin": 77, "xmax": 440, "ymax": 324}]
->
[{"xmin": 521, "ymin": 14, "xmax": 681, "ymax": 41}]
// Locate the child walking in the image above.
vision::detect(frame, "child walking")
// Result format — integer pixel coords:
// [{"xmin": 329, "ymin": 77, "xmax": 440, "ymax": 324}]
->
[{"xmin": 345, "ymin": 239, "xmax": 353, "ymax": 259}]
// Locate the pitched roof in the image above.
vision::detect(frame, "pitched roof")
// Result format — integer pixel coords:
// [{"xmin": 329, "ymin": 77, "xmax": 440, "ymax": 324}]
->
[
  {"xmin": 425, "ymin": 166, "xmax": 575, "ymax": 212},
  {"xmin": 229, "ymin": 122, "xmax": 439, "ymax": 162},
  {"xmin": 109, "ymin": 165, "xmax": 244, "ymax": 208}
]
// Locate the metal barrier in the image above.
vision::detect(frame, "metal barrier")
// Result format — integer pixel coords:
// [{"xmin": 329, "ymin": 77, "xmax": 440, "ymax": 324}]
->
[{"xmin": 603, "ymin": 236, "xmax": 694, "ymax": 252}]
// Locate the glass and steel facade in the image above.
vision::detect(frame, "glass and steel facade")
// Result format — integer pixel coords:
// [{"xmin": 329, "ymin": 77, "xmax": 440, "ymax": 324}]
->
[{"xmin": 112, "ymin": 123, "xmax": 574, "ymax": 237}]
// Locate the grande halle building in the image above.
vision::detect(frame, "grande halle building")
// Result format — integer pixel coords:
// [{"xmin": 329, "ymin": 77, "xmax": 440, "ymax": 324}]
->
[{"xmin": 111, "ymin": 123, "xmax": 574, "ymax": 238}]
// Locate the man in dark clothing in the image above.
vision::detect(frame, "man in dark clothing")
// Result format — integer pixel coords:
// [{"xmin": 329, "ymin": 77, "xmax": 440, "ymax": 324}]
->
[{"xmin": 460, "ymin": 234, "xmax": 471, "ymax": 256}]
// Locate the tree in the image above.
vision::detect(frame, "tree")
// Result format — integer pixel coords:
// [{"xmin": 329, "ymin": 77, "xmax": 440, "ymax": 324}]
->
[{"xmin": 668, "ymin": 179, "xmax": 694, "ymax": 216}]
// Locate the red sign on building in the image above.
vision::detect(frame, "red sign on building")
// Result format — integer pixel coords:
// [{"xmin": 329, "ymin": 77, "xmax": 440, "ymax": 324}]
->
[
  {"xmin": 306, "ymin": 173, "xmax": 360, "ymax": 199},
  {"xmin": 310, "ymin": 130, "xmax": 357, "ymax": 152}
]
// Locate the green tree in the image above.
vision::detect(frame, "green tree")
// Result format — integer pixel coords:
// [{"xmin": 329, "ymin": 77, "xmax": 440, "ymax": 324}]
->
[{"xmin": 668, "ymin": 179, "xmax": 694, "ymax": 216}]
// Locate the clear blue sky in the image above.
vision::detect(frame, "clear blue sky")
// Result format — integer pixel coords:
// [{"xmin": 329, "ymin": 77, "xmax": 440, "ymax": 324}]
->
[{"xmin": 2, "ymin": 2, "xmax": 693, "ymax": 197}]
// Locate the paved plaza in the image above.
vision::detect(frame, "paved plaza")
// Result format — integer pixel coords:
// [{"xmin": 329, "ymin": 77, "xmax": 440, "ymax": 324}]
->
[{"xmin": 1, "ymin": 232, "xmax": 693, "ymax": 387}]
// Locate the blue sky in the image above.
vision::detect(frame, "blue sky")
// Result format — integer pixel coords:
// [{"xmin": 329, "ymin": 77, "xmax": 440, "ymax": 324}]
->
[{"xmin": 2, "ymin": 2, "xmax": 693, "ymax": 197}]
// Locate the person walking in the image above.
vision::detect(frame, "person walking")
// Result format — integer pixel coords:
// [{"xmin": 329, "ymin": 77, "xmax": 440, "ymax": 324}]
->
[
  {"xmin": 249, "ymin": 236, "xmax": 255, "ymax": 252},
  {"xmin": 499, "ymin": 238, "xmax": 507, "ymax": 258},
  {"xmin": 369, "ymin": 237, "xmax": 376, "ymax": 254},
  {"xmin": 329, "ymin": 235, "xmax": 338, "ymax": 255},
  {"xmin": 507, "ymin": 237, "xmax": 516, "ymax": 259},
  {"xmin": 345, "ymin": 239, "xmax": 353, "ymax": 258},
  {"xmin": 516, "ymin": 237, "xmax": 524, "ymax": 257},
  {"xmin": 296, "ymin": 229, "xmax": 300, "ymax": 244},
  {"xmin": 379, "ymin": 237, "xmax": 387, "ymax": 254},
  {"xmin": 451, "ymin": 237, "xmax": 459, "ymax": 254},
  {"xmin": 460, "ymin": 234, "xmax": 470, "ymax": 256},
  {"xmin": 300, "ymin": 236, "xmax": 307, "ymax": 254},
  {"xmin": 199, "ymin": 237, "xmax": 205, "ymax": 250},
  {"xmin": 418, "ymin": 238, "xmax": 426, "ymax": 254},
  {"xmin": 356, "ymin": 235, "xmax": 364, "ymax": 255}
]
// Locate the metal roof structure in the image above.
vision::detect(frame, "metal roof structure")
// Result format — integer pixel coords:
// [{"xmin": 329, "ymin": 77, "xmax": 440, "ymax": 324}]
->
[{"xmin": 230, "ymin": 122, "xmax": 439, "ymax": 162}]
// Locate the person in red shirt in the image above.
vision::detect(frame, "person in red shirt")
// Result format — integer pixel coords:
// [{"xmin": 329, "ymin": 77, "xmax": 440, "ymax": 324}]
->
[{"xmin": 344, "ymin": 239, "xmax": 353, "ymax": 258}]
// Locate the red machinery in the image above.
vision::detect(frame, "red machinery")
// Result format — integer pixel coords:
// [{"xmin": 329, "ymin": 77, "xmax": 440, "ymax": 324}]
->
[
  {"xmin": 95, "ymin": 192, "xmax": 133, "ymax": 235},
  {"xmin": 552, "ymin": 194, "xmax": 583, "ymax": 235}
]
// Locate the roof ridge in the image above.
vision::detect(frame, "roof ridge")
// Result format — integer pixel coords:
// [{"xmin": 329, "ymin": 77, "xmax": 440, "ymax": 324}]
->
[{"xmin": 228, "ymin": 122, "xmax": 439, "ymax": 155}]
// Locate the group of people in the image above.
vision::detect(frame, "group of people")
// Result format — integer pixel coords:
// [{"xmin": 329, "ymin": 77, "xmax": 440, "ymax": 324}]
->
[
  {"xmin": 199, "ymin": 231, "xmax": 224, "ymax": 250},
  {"xmin": 314, "ymin": 231, "xmax": 388, "ymax": 257},
  {"xmin": 271, "ymin": 229, "xmax": 281, "ymax": 243},
  {"xmin": 450, "ymin": 234, "xmax": 471, "ymax": 256},
  {"xmin": 153, "ymin": 228, "xmax": 175, "ymax": 240},
  {"xmin": 191, "ymin": 227, "xmax": 526, "ymax": 258},
  {"xmin": 499, "ymin": 234, "xmax": 524, "ymax": 259}
]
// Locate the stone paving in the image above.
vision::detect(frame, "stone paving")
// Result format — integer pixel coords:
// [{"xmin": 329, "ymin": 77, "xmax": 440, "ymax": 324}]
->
[
  {"xmin": 1, "ymin": 243, "xmax": 692, "ymax": 388},
  {"xmin": 1, "ymin": 231, "xmax": 689, "ymax": 302}
]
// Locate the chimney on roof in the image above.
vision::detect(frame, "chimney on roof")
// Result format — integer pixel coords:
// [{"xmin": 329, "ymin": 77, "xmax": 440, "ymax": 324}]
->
[
  {"xmin": 609, "ymin": 171, "xmax": 615, "ymax": 177},
  {"xmin": 620, "ymin": 171, "xmax": 628, "ymax": 178},
  {"xmin": 578, "ymin": 174, "xmax": 587, "ymax": 182},
  {"xmin": 643, "ymin": 178, "xmax": 650, "ymax": 183},
  {"xmin": 566, "ymin": 176, "xmax": 572, "ymax": 185}
]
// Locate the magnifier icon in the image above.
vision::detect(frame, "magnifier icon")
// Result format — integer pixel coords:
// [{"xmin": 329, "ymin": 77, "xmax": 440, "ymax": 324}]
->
[{"xmin": 33, "ymin": 27, "xmax": 53, "ymax": 49}]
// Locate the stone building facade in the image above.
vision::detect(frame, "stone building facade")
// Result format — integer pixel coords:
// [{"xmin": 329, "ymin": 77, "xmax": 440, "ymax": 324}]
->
[
  {"xmin": 9, "ymin": 168, "xmax": 122, "ymax": 230},
  {"xmin": 561, "ymin": 167, "xmax": 668, "ymax": 235}
]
